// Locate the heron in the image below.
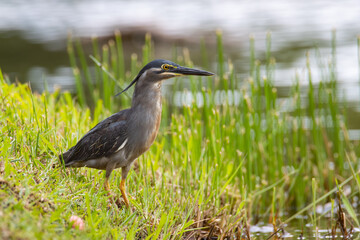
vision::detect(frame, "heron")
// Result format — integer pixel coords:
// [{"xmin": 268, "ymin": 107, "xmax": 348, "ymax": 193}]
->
[{"xmin": 59, "ymin": 59, "xmax": 214, "ymax": 206}]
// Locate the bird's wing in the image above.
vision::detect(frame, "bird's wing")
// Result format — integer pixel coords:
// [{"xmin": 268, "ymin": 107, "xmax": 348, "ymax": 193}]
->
[{"xmin": 60, "ymin": 109, "xmax": 129, "ymax": 164}]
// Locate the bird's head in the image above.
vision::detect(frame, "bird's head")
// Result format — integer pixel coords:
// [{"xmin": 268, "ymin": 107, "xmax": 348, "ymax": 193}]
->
[{"xmin": 116, "ymin": 59, "xmax": 214, "ymax": 96}]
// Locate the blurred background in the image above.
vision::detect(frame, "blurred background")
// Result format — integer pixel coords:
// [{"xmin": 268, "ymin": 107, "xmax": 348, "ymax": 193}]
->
[{"xmin": 1, "ymin": 0, "xmax": 360, "ymax": 96}]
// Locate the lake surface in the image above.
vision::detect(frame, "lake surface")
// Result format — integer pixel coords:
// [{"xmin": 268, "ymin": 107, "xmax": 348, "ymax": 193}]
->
[
  {"xmin": 1, "ymin": 0, "xmax": 360, "ymax": 91},
  {"xmin": 4, "ymin": 0, "xmax": 360, "ymax": 130}
]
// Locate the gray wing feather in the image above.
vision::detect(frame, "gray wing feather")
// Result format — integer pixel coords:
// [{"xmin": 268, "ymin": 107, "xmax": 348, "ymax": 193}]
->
[{"xmin": 60, "ymin": 109, "xmax": 129, "ymax": 164}]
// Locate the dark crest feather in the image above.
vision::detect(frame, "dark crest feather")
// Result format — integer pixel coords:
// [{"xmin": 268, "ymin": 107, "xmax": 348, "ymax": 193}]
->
[{"xmin": 115, "ymin": 59, "xmax": 178, "ymax": 96}]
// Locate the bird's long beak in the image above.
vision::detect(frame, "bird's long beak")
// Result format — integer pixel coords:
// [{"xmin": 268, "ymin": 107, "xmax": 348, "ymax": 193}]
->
[
  {"xmin": 170, "ymin": 66, "xmax": 214, "ymax": 76},
  {"xmin": 115, "ymin": 66, "xmax": 214, "ymax": 97}
]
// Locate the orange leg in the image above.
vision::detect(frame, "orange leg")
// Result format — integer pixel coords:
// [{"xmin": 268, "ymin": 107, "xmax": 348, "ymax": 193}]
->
[
  {"xmin": 120, "ymin": 179, "xmax": 130, "ymax": 207},
  {"xmin": 104, "ymin": 176, "xmax": 112, "ymax": 196}
]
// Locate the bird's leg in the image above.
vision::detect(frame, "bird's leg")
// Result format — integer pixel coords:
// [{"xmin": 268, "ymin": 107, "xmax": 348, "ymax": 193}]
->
[
  {"xmin": 104, "ymin": 173, "xmax": 117, "ymax": 208},
  {"xmin": 104, "ymin": 175, "xmax": 111, "ymax": 195},
  {"xmin": 120, "ymin": 165, "xmax": 132, "ymax": 207},
  {"xmin": 120, "ymin": 179, "xmax": 129, "ymax": 207},
  {"xmin": 104, "ymin": 164, "xmax": 116, "ymax": 197},
  {"xmin": 104, "ymin": 164, "xmax": 128, "ymax": 209}
]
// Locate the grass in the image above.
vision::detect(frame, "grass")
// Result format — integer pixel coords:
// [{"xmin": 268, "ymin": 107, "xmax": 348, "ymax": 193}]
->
[{"xmin": 1, "ymin": 32, "xmax": 360, "ymax": 239}]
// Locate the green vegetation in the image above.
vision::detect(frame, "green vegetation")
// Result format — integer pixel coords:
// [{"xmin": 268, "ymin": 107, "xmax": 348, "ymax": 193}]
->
[{"xmin": 1, "ymin": 32, "xmax": 359, "ymax": 239}]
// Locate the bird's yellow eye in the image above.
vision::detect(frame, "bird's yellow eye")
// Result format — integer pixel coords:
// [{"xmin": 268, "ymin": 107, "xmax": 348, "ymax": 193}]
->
[{"xmin": 162, "ymin": 64, "xmax": 170, "ymax": 70}]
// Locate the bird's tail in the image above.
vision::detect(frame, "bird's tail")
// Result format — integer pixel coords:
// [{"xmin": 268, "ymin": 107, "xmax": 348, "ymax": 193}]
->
[{"xmin": 58, "ymin": 148, "xmax": 73, "ymax": 166}]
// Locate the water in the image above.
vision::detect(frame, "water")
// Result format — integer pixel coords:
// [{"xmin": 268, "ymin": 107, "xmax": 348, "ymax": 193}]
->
[
  {"xmin": 1, "ymin": 0, "xmax": 360, "ymax": 91},
  {"xmin": 250, "ymin": 221, "xmax": 360, "ymax": 239}
]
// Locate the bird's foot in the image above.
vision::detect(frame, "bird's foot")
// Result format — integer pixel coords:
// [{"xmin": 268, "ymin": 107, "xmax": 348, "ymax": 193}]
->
[
  {"xmin": 114, "ymin": 197, "xmax": 136, "ymax": 212},
  {"xmin": 106, "ymin": 194, "xmax": 132, "ymax": 209},
  {"xmin": 114, "ymin": 197, "xmax": 126, "ymax": 209}
]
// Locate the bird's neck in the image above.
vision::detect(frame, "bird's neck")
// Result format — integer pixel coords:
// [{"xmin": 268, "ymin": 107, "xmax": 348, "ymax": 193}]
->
[
  {"xmin": 131, "ymin": 81, "xmax": 162, "ymax": 110},
  {"xmin": 127, "ymin": 81, "xmax": 163, "ymax": 155}
]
